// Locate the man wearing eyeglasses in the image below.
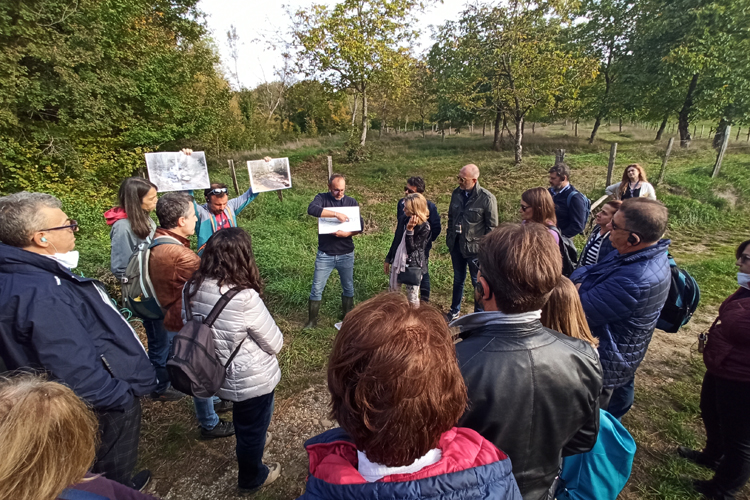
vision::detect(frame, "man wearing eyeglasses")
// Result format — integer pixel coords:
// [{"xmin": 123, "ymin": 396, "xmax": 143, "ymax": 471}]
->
[
  {"xmin": 0, "ymin": 192, "xmax": 157, "ymax": 491},
  {"xmin": 303, "ymin": 174, "xmax": 364, "ymax": 329},
  {"xmin": 571, "ymin": 198, "xmax": 671, "ymax": 420},
  {"xmin": 445, "ymin": 164, "xmax": 498, "ymax": 321},
  {"xmin": 191, "ymin": 153, "xmax": 272, "ymax": 254}
]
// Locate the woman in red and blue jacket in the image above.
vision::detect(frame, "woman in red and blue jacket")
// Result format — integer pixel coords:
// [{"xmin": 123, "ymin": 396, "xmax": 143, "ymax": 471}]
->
[{"xmin": 298, "ymin": 293, "xmax": 521, "ymax": 500}]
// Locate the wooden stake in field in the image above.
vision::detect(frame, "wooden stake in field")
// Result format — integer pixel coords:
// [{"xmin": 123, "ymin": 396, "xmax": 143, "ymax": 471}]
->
[
  {"xmin": 327, "ymin": 156, "xmax": 333, "ymax": 180},
  {"xmin": 712, "ymin": 125, "xmax": 731, "ymax": 179},
  {"xmin": 555, "ymin": 149, "xmax": 566, "ymax": 163},
  {"xmin": 606, "ymin": 143, "xmax": 618, "ymax": 186},
  {"xmin": 701, "ymin": 125, "xmax": 704, "ymax": 138},
  {"xmin": 736, "ymin": 127, "xmax": 741, "ymax": 141},
  {"xmin": 657, "ymin": 137, "xmax": 675, "ymax": 186},
  {"xmin": 227, "ymin": 159, "xmax": 239, "ymax": 195}
]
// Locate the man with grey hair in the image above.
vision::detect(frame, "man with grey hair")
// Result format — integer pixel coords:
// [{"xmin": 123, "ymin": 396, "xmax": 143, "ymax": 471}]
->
[
  {"xmin": 0, "ymin": 192, "xmax": 157, "ymax": 491},
  {"xmin": 445, "ymin": 163, "xmax": 498, "ymax": 321}
]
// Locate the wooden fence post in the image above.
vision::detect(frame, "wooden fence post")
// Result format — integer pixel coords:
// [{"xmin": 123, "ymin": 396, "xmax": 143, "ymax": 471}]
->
[
  {"xmin": 327, "ymin": 156, "xmax": 333, "ymax": 180},
  {"xmin": 606, "ymin": 143, "xmax": 618, "ymax": 186},
  {"xmin": 736, "ymin": 127, "xmax": 741, "ymax": 141},
  {"xmin": 227, "ymin": 159, "xmax": 239, "ymax": 195},
  {"xmin": 555, "ymin": 149, "xmax": 566, "ymax": 163},
  {"xmin": 712, "ymin": 125, "xmax": 731, "ymax": 178},
  {"xmin": 700, "ymin": 125, "xmax": 704, "ymax": 138},
  {"xmin": 746, "ymin": 128, "xmax": 750, "ymax": 142},
  {"xmin": 657, "ymin": 137, "xmax": 675, "ymax": 186}
]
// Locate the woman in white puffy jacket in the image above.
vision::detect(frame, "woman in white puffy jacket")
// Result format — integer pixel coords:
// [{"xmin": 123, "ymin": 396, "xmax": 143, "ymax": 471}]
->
[
  {"xmin": 605, "ymin": 163, "xmax": 657, "ymax": 200},
  {"xmin": 183, "ymin": 228, "xmax": 283, "ymax": 495}
]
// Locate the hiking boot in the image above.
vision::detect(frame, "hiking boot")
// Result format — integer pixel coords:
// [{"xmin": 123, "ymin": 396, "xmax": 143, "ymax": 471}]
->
[
  {"xmin": 341, "ymin": 295, "xmax": 354, "ymax": 319},
  {"xmin": 200, "ymin": 419, "xmax": 235, "ymax": 440},
  {"xmin": 678, "ymin": 446, "xmax": 721, "ymax": 471},
  {"xmin": 131, "ymin": 470, "xmax": 151, "ymax": 492},
  {"xmin": 149, "ymin": 387, "xmax": 185, "ymax": 402},
  {"xmin": 303, "ymin": 300, "xmax": 321, "ymax": 330},
  {"xmin": 238, "ymin": 462, "xmax": 281, "ymax": 496},
  {"xmin": 214, "ymin": 399, "xmax": 233, "ymax": 414}
]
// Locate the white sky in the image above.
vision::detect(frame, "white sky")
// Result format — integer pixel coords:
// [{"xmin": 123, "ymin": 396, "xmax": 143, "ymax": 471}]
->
[{"xmin": 197, "ymin": 0, "xmax": 469, "ymax": 89}]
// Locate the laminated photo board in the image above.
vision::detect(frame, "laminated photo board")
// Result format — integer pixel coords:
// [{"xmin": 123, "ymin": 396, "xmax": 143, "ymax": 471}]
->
[
  {"xmin": 145, "ymin": 151, "xmax": 210, "ymax": 192},
  {"xmin": 318, "ymin": 206, "xmax": 362, "ymax": 234},
  {"xmin": 247, "ymin": 157, "xmax": 292, "ymax": 193}
]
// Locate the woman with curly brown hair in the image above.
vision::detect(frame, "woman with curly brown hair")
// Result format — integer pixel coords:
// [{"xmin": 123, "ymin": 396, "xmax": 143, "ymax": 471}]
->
[{"xmin": 298, "ymin": 293, "xmax": 521, "ymax": 499}]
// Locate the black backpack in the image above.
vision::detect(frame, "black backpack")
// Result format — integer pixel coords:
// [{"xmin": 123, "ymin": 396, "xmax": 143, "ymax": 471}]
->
[
  {"xmin": 166, "ymin": 285, "xmax": 246, "ymax": 398},
  {"xmin": 656, "ymin": 253, "xmax": 701, "ymax": 333},
  {"xmin": 550, "ymin": 226, "xmax": 579, "ymax": 277}
]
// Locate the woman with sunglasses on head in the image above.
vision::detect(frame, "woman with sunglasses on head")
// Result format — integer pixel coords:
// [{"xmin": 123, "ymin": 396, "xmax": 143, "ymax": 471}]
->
[
  {"xmin": 605, "ymin": 164, "xmax": 656, "ymax": 201},
  {"xmin": 578, "ymin": 200, "xmax": 622, "ymax": 268},
  {"xmin": 678, "ymin": 239, "xmax": 750, "ymax": 500}
]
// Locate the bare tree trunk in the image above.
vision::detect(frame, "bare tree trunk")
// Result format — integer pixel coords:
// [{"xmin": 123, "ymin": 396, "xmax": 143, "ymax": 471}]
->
[
  {"xmin": 493, "ymin": 110, "xmax": 502, "ymax": 151},
  {"xmin": 678, "ymin": 73, "xmax": 699, "ymax": 148},
  {"xmin": 713, "ymin": 118, "xmax": 730, "ymax": 149},
  {"xmin": 514, "ymin": 116, "xmax": 524, "ymax": 164},
  {"xmin": 589, "ymin": 116, "xmax": 602, "ymax": 143},
  {"xmin": 483, "ymin": 120, "xmax": 486, "ymax": 136},
  {"xmin": 360, "ymin": 90, "xmax": 368, "ymax": 147},
  {"xmin": 532, "ymin": 122, "xmax": 536, "ymax": 134},
  {"xmin": 421, "ymin": 118, "xmax": 425, "ymax": 138},
  {"xmin": 351, "ymin": 95, "xmax": 358, "ymax": 127},
  {"xmin": 655, "ymin": 115, "xmax": 668, "ymax": 141},
  {"xmin": 619, "ymin": 117, "xmax": 623, "ymax": 132}
]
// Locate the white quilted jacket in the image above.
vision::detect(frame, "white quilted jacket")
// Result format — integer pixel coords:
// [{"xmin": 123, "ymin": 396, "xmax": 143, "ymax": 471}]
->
[{"xmin": 182, "ymin": 279, "xmax": 283, "ymax": 402}]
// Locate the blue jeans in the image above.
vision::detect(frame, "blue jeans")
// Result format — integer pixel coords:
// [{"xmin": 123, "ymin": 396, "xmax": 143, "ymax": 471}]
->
[
  {"xmin": 235, "ymin": 391, "xmax": 275, "ymax": 490},
  {"xmin": 449, "ymin": 243, "xmax": 481, "ymax": 314},
  {"xmin": 602, "ymin": 377, "xmax": 635, "ymax": 420},
  {"xmin": 165, "ymin": 329, "xmax": 220, "ymax": 430},
  {"xmin": 309, "ymin": 251, "xmax": 355, "ymax": 301},
  {"xmin": 143, "ymin": 319, "xmax": 175, "ymax": 394}
]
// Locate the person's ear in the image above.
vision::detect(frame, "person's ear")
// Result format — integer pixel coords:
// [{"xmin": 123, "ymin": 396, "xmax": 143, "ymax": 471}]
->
[
  {"xmin": 479, "ymin": 276, "xmax": 492, "ymax": 300},
  {"xmin": 33, "ymin": 232, "xmax": 49, "ymax": 247},
  {"xmin": 627, "ymin": 233, "xmax": 640, "ymax": 245}
]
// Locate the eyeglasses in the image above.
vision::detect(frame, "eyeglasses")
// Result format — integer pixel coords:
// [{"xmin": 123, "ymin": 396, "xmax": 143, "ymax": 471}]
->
[
  {"xmin": 457, "ymin": 176, "xmax": 466, "ymax": 182},
  {"xmin": 404, "ymin": 186, "xmax": 417, "ymax": 194},
  {"xmin": 40, "ymin": 220, "xmax": 79, "ymax": 233},
  {"xmin": 331, "ymin": 188, "xmax": 344, "ymax": 194},
  {"xmin": 209, "ymin": 188, "xmax": 228, "ymax": 196},
  {"xmin": 610, "ymin": 219, "xmax": 643, "ymax": 238},
  {"xmin": 520, "ymin": 204, "xmax": 531, "ymax": 212}
]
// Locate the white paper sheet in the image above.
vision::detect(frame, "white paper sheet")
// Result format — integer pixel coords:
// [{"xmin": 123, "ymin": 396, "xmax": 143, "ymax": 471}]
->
[
  {"xmin": 145, "ymin": 151, "xmax": 210, "ymax": 192},
  {"xmin": 318, "ymin": 206, "xmax": 362, "ymax": 234},
  {"xmin": 247, "ymin": 157, "xmax": 292, "ymax": 193}
]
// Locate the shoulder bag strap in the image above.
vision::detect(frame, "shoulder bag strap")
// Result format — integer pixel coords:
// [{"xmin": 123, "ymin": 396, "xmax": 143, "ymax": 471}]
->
[
  {"xmin": 58, "ymin": 488, "xmax": 110, "ymax": 500},
  {"xmin": 203, "ymin": 287, "xmax": 242, "ymax": 327},
  {"xmin": 224, "ymin": 336, "xmax": 247, "ymax": 368}
]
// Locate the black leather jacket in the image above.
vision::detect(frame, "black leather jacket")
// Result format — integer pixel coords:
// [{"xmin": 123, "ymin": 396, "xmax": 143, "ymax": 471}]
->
[
  {"xmin": 385, "ymin": 218, "xmax": 431, "ymax": 270},
  {"xmin": 454, "ymin": 315, "xmax": 602, "ymax": 500}
]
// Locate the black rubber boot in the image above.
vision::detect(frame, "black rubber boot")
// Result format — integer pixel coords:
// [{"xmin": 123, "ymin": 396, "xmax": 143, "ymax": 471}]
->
[
  {"xmin": 303, "ymin": 300, "xmax": 321, "ymax": 330},
  {"xmin": 342, "ymin": 295, "xmax": 354, "ymax": 319}
]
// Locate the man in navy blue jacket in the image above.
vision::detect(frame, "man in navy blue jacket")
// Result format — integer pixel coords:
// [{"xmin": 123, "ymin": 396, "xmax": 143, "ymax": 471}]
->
[
  {"xmin": 396, "ymin": 176, "xmax": 441, "ymax": 302},
  {"xmin": 571, "ymin": 198, "xmax": 671, "ymax": 420},
  {"xmin": 304, "ymin": 174, "xmax": 364, "ymax": 329},
  {"xmin": 548, "ymin": 162, "xmax": 589, "ymax": 238},
  {"xmin": 0, "ymin": 192, "xmax": 157, "ymax": 490}
]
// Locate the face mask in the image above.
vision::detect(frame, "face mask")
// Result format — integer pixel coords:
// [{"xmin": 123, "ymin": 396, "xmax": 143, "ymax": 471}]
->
[
  {"xmin": 738, "ymin": 272, "xmax": 750, "ymax": 290},
  {"xmin": 49, "ymin": 250, "xmax": 80, "ymax": 269}
]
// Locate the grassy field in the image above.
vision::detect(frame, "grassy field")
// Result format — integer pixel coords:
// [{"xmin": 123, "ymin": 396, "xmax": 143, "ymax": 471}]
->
[{"xmin": 71, "ymin": 123, "xmax": 750, "ymax": 499}]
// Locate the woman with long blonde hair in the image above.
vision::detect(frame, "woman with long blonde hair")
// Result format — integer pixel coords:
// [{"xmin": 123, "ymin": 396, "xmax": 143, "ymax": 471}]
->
[
  {"xmin": 0, "ymin": 375, "xmax": 155, "ymax": 500},
  {"xmin": 541, "ymin": 277, "xmax": 599, "ymax": 349},
  {"xmin": 605, "ymin": 164, "xmax": 656, "ymax": 200},
  {"xmin": 385, "ymin": 193, "xmax": 432, "ymax": 305}
]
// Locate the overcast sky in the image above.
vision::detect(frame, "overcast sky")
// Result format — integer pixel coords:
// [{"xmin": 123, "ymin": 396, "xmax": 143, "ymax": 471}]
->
[{"xmin": 197, "ymin": 0, "xmax": 469, "ymax": 89}]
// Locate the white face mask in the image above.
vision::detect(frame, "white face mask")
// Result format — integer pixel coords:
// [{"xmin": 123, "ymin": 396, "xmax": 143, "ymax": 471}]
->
[
  {"xmin": 49, "ymin": 250, "xmax": 80, "ymax": 269},
  {"xmin": 738, "ymin": 272, "xmax": 750, "ymax": 290}
]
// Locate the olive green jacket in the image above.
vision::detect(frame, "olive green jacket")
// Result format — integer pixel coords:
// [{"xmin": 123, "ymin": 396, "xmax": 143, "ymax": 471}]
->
[{"xmin": 446, "ymin": 181, "xmax": 499, "ymax": 258}]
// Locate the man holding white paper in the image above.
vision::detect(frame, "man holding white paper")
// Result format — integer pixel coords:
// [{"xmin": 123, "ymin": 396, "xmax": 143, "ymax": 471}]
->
[{"xmin": 304, "ymin": 174, "xmax": 363, "ymax": 329}]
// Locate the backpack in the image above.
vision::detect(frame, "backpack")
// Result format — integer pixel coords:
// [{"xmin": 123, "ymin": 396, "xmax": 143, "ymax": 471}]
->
[
  {"xmin": 566, "ymin": 189, "xmax": 591, "ymax": 235},
  {"xmin": 166, "ymin": 285, "xmax": 246, "ymax": 398},
  {"xmin": 550, "ymin": 226, "xmax": 579, "ymax": 277},
  {"xmin": 121, "ymin": 236, "xmax": 182, "ymax": 320},
  {"xmin": 556, "ymin": 410, "xmax": 636, "ymax": 500},
  {"xmin": 656, "ymin": 253, "xmax": 701, "ymax": 333}
]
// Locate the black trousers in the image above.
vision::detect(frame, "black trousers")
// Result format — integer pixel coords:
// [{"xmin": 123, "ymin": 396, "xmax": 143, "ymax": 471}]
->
[
  {"xmin": 700, "ymin": 372, "xmax": 750, "ymax": 499},
  {"xmin": 234, "ymin": 391, "xmax": 275, "ymax": 490},
  {"xmin": 92, "ymin": 397, "xmax": 142, "ymax": 485},
  {"xmin": 420, "ymin": 246, "xmax": 432, "ymax": 301}
]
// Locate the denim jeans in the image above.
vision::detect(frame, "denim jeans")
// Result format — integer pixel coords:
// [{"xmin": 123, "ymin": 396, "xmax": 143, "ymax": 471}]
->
[
  {"xmin": 143, "ymin": 319, "xmax": 175, "ymax": 394},
  {"xmin": 165, "ymin": 329, "xmax": 220, "ymax": 430},
  {"xmin": 449, "ymin": 243, "xmax": 481, "ymax": 315},
  {"xmin": 601, "ymin": 377, "xmax": 635, "ymax": 420},
  {"xmin": 309, "ymin": 251, "xmax": 355, "ymax": 301},
  {"xmin": 234, "ymin": 391, "xmax": 275, "ymax": 490}
]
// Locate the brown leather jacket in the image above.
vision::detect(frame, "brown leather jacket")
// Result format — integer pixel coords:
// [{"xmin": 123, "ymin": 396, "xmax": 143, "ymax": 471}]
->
[{"xmin": 148, "ymin": 228, "xmax": 200, "ymax": 332}]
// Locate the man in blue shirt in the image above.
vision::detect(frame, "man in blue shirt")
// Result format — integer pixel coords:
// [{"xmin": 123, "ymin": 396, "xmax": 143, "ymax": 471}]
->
[
  {"xmin": 304, "ymin": 174, "xmax": 364, "ymax": 329},
  {"xmin": 548, "ymin": 162, "xmax": 589, "ymax": 238}
]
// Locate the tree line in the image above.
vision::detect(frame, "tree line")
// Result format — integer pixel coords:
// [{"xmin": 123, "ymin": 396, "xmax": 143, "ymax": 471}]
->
[{"xmin": 2, "ymin": 0, "xmax": 749, "ymax": 195}]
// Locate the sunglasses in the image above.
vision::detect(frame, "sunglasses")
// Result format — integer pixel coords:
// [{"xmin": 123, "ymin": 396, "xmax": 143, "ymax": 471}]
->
[
  {"xmin": 520, "ymin": 204, "xmax": 531, "ymax": 212},
  {"xmin": 209, "ymin": 188, "xmax": 228, "ymax": 196},
  {"xmin": 40, "ymin": 220, "xmax": 79, "ymax": 233},
  {"xmin": 404, "ymin": 186, "xmax": 417, "ymax": 194},
  {"xmin": 457, "ymin": 176, "xmax": 466, "ymax": 182}
]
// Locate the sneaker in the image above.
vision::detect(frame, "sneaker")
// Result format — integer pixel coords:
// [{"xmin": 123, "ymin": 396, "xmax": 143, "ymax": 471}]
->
[
  {"xmin": 200, "ymin": 419, "xmax": 235, "ymax": 440},
  {"xmin": 677, "ymin": 446, "xmax": 720, "ymax": 471},
  {"xmin": 214, "ymin": 399, "xmax": 233, "ymax": 413},
  {"xmin": 131, "ymin": 469, "xmax": 151, "ymax": 492},
  {"xmin": 149, "ymin": 387, "xmax": 185, "ymax": 402},
  {"xmin": 445, "ymin": 311, "xmax": 459, "ymax": 323},
  {"xmin": 238, "ymin": 462, "xmax": 281, "ymax": 496}
]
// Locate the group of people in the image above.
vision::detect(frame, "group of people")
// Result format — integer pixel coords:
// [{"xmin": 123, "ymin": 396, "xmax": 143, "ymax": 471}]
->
[{"xmin": 0, "ymin": 155, "xmax": 747, "ymax": 500}]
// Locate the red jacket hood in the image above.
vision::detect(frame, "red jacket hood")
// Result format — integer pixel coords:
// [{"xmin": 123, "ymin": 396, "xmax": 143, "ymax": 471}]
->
[
  {"xmin": 103, "ymin": 207, "xmax": 127, "ymax": 226},
  {"xmin": 305, "ymin": 427, "xmax": 507, "ymax": 486}
]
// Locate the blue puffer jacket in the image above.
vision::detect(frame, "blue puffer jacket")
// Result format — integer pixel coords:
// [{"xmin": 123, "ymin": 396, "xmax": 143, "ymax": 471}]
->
[
  {"xmin": 571, "ymin": 240, "xmax": 671, "ymax": 388},
  {"xmin": 0, "ymin": 243, "xmax": 157, "ymax": 410},
  {"xmin": 298, "ymin": 427, "xmax": 522, "ymax": 500}
]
